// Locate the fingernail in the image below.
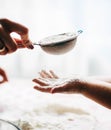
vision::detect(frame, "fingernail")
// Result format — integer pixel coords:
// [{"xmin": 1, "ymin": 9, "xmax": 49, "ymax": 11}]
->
[
  {"xmin": 24, "ymin": 40, "xmax": 34, "ymax": 49},
  {"xmin": 28, "ymin": 44, "xmax": 34, "ymax": 49}
]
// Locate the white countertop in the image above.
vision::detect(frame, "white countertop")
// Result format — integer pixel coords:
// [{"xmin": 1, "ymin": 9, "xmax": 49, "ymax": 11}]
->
[{"xmin": 0, "ymin": 79, "xmax": 111, "ymax": 130}]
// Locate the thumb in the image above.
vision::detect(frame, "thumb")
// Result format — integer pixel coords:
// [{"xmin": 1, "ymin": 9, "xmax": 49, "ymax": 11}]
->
[{"xmin": 51, "ymin": 86, "xmax": 64, "ymax": 93}]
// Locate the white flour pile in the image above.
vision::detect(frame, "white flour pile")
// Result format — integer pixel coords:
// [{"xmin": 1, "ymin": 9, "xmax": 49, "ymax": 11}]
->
[{"xmin": 12, "ymin": 103, "xmax": 96, "ymax": 130}]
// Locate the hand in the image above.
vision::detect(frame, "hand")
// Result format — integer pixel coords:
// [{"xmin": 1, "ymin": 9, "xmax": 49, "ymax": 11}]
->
[
  {"xmin": 33, "ymin": 70, "xmax": 59, "ymax": 92},
  {"xmin": 33, "ymin": 70, "xmax": 82, "ymax": 94},
  {"xmin": 0, "ymin": 18, "xmax": 34, "ymax": 55},
  {"xmin": 0, "ymin": 68, "xmax": 8, "ymax": 84}
]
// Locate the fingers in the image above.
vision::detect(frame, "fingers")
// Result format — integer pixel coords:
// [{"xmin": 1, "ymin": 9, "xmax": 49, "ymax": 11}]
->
[
  {"xmin": 34, "ymin": 85, "xmax": 52, "ymax": 93},
  {"xmin": 49, "ymin": 70, "xmax": 59, "ymax": 79},
  {"xmin": 39, "ymin": 70, "xmax": 59, "ymax": 79},
  {"xmin": 0, "ymin": 41, "xmax": 8, "ymax": 55},
  {"xmin": 33, "ymin": 77, "xmax": 54, "ymax": 93},
  {"xmin": 0, "ymin": 25, "xmax": 17, "ymax": 54},
  {"xmin": 0, "ymin": 68, "xmax": 8, "ymax": 84},
  {"xmin": 33, "ymin": 83, "xmax": 64, "ymax": 93},
  {"xmin": 32, "ymin": 78, "xmax": 49, "ymax": 86},
  {"xmin": 0, "ymin": 19, "xmax": 28, "ymax": 34},
  {"xmin": 33, "ymin": 70, "xmax": 60, "ymax": 93},
  {"xmin": 32, "ymin": 77, "xmax": 64, "ymax": 93},
  {"xmin": 14, "ymin": 38, "xmax": 25, "ymax": 48},
  {"xmin": 2, "ymin": 18, "xmax": 34, "ymax": 49},
  {"xmin": 0, "ymin": 18, "xmax": 34, "ymax": 54},
  {"xmin": 39, "ymin": 70, "xmax": 53, "ymax": 78},
  {"xmin": 34, "ymin": 83, "xmax": 66, "ymax": 94}
]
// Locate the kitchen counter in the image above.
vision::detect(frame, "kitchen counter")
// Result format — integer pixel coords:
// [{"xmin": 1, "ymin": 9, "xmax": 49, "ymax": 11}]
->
[{"xmin": 0, "ymin": 79, "xmax": 111, "ymax": 130}]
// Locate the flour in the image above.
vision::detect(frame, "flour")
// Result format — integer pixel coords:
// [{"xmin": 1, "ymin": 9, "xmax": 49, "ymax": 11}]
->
[
  {"xmin": 12, "ymin": 103, "xmax": 97, "ymax": 130},
  {"xmin": 39, "ymin": 32, "xmax": 76, "ymax": 45}
]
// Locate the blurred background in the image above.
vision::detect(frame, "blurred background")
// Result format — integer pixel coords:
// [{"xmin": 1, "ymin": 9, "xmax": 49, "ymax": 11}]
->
[{"xmin": 0, "ymin": 0, "xmax": 111, "ymax": 79}]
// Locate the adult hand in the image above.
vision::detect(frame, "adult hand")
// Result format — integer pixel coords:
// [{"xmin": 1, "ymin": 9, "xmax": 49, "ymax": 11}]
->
[
  {"xmin": 0, "ymin": 18, "xmax": 34, "ymax": 55},
  {"xmin": 33, "ymin": 70, "xmax": 111, "ymax": 109},
  {"xmin": 33, "ymin": 70, "xmax": 82, "ymax": 94},
  {"xmin": 0, "ymin": 68, "xmax": 8, "ymax": 84}
]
